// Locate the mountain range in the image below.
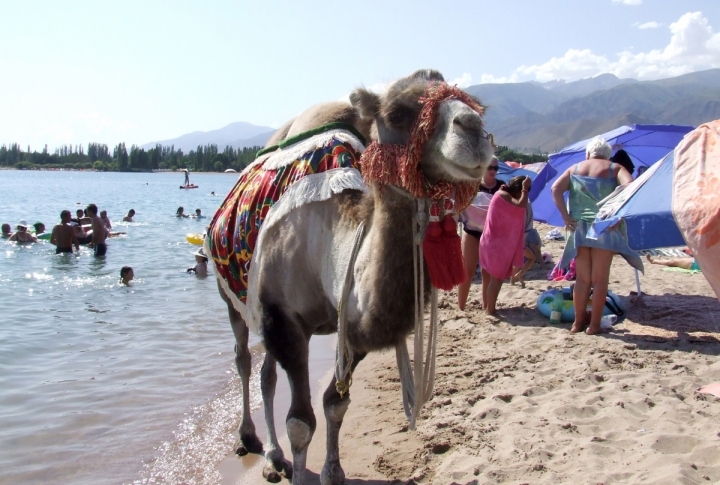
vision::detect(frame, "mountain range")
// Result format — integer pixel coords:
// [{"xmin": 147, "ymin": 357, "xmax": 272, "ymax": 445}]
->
[
  {"xmin": 466, "ymin": 68, "xmax": 720, "ymax": 152},
  {"xmin": 140, "ymin": 121, "xmax": 275, "ymax": 152},
  {"xmin": 143, "ymin": 68, "xmax": 720, "ymax": 155}
]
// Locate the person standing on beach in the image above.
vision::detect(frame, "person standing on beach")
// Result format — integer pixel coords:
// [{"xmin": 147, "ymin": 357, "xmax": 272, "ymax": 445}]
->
[
  {"xmin": 479, "ymin": 176, "xmax": 531, "ymax": 315},
  {"xmin": 551, "ymin": 137, "xmax": 640, "ymax": 335},
  {"xmin": 50, "ymin": 210, "xmax": 80, "ymax": 254},
  {"xmin": 122, "ymin": 209, "xmax": 135, "ymax": 222},
  {"xmin": 86, "ymin": 204, "xmax": 107, "ymax": 257},
  {"xmin": 457, "ymin": 156, "xmax": 504, "ymax": 310}
]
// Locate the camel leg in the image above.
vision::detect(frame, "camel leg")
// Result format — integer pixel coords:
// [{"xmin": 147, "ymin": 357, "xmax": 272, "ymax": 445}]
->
[
  {"xmin": 262, "ymin": 304, "xmax": 316, "ymax": 485},
  {"xmin": 260, "ymin": 353, "xmax": 293, "ymax": 482},
  {"xmin": 321, "ymin": 352, "xmax": 366, "ymax": 485},
  {"xmin": 219, "ymin": 284, "xmax": 263, "ymax": 456}
]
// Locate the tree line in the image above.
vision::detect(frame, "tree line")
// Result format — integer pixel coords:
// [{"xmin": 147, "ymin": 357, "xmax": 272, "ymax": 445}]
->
[
  {"xmin": 0, "ymin": 142, "xmax": 263, "ymax": 173},
  {"xmin": 494, "ymin": 145, "xmax": 547, "ymax": 165},
  {"xmin": 0, "ymin": 141, "xmax": 547, "ymax": 172}
]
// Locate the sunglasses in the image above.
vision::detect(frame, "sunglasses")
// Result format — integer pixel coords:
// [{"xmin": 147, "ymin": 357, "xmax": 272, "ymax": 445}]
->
[{"xmin": 487, "ymin": 165, "xmax": 499, "ymax": 171}]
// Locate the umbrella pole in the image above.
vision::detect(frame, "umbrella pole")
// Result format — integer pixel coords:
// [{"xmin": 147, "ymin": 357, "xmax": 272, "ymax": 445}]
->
[{"xmin": 634, "ymin": 269, "xmax": 642, "ymax": 295}]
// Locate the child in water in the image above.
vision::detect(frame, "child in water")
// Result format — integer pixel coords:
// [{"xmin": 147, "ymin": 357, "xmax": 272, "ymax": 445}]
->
[
  {"xmin": 187, "ymin": 248, "xmax": 208, "ymax": 276},
  {"xmin": 120, "ymin": 266, "xmax": 134, "ymax": 285}
]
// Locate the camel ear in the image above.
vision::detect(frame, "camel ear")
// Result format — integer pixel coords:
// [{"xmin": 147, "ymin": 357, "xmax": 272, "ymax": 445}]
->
[{"xmin": 350, "ymin": 88, "xmax": 380, "ymax": 120}]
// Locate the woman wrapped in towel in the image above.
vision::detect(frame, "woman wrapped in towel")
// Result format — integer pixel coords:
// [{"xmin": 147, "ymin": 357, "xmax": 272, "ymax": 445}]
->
[
  {"xmin": 479, "ymin": 175, "xmax": 531, "ymax": 315},
  {"xmin": 551, "ymin": 137, "xmax": 641, "ymax": 335}
]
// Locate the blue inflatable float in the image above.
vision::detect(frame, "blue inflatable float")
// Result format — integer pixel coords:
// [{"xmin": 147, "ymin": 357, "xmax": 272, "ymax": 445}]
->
[{"xmin": 537, "ymin": 287, "xmax": 619, "ymax": 323}]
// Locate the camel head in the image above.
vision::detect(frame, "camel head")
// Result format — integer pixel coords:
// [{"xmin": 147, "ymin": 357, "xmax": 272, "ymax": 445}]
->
[{"xmin": 350, "ymin": 69, "xmax": 493, "ymax": 186}]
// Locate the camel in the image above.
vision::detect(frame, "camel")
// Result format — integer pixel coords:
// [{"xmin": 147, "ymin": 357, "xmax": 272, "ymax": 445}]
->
[{"xmin": 208, "ymin": 69, "xmax": 493, "ymax": 484}]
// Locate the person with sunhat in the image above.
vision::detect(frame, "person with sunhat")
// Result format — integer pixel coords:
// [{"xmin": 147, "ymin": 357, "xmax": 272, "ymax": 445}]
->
[
  {"xmin": 187, "ymin": 247, "xmax": 208, "ymax": 276},
  {"xmin": 8, "ymin": 220, "xmax": 38, "ymax": 243}
]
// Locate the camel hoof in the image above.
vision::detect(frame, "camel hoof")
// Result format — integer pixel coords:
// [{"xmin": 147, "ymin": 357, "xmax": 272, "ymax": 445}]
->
[
  {"xmin": 321, "ymin": 460, "xmax": 345, "ymax": 485},
  {"xmin": 262, "ymin": 467, "xmax": 282, "ymax": 483},
  {"xmin": 239, "ymin": 433, "xmax": 263, "ymax": 455},
  {"xmin": 264, "ymin": 453, "xmax": 293, "ymax": 481}
]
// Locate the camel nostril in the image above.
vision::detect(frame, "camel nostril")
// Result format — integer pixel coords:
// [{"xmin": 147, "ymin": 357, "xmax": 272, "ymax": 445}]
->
[{"xmin": 453, "ymin": 117, "xmax": 482, "ymax": 139}]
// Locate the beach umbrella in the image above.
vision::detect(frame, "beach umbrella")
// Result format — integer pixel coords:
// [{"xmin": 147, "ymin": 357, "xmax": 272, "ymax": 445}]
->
[
  {"xmin": 496, "ymin": 160, "xmax": 538, "ymax": 184},
  {"xmin": 589, "ymin": 151, "xmax": 685, "ymax": 251},
  {"xmin": 529, "ymin": 124, "xmax": 695, "ymax": 227},
  {"xmin": 672, "ymin": 120, "xmax": 720, "ymax": 301},
  {"xmin": 589, "ymin": 120, "xmax": 720, "ymax": 301}
]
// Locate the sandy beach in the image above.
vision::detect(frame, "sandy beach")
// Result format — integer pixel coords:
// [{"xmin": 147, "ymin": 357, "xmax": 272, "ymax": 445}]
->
[{"xmin": 221, "ymin": 223, "xmax": 720, "ymax": 484}]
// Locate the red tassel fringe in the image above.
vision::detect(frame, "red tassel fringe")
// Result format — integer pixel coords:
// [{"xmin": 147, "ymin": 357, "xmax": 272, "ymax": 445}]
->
[{"xmin": 360, "ymin": 82, "xmax": 487, "ymax": 290}]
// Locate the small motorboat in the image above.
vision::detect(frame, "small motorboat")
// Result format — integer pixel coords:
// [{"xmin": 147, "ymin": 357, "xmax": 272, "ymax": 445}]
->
[{"xmin": 180, "ymin": 184, "xmax": 199, "ymax": 189}]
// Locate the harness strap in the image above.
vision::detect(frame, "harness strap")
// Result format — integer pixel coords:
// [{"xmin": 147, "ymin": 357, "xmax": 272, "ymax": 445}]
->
[{"xmin": 335, "ymin": 221, "xmax": 366, "ymax": 398}]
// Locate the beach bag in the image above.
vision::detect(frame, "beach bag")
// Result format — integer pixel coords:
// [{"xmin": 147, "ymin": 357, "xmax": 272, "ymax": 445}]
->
[
  {"xmin": 602, "ymin": 291, "xmax": 626, "ymax": 322},
  {"xmin": 571, "ymin": 284, "xmax": 626, "ymax": 323}
]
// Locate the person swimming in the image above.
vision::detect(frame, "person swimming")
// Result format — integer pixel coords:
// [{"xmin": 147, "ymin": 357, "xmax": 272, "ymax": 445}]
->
[
  {"xmin": 120, "ymin": 266, "xmax": 134, "ymax": 285},
  {"xmin": 8, "ymin": 220, "xmax": 38, "ymax": 243}
]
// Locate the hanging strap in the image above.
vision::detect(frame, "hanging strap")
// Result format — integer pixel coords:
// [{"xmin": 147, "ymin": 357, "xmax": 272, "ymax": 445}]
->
[{"xmin": 334, "ymin": 221, "xmax": 366, "ymax": 398}]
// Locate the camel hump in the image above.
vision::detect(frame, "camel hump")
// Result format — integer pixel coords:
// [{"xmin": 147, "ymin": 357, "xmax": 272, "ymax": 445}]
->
[{"xmin": 268, "ymin": 102, "xmax": 373, "ymax": 149}]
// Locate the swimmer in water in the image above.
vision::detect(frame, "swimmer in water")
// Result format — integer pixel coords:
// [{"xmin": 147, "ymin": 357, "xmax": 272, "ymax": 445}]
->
[{"xmin": 120, "ymin": 266, "xmax": 134, "ymax": 285}]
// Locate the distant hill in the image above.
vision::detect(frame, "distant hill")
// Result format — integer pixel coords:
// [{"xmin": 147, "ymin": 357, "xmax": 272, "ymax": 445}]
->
[
  {"xmin": 141, "ymin": 121, "xmax": 275, "ymax": 152},
  {"xmin": 471, "ymin": 68, "xmax": 720, "ymax": 152},
  {"xmin": 140, "ymin": 69, "xmax": 720, "ymax": 156}
]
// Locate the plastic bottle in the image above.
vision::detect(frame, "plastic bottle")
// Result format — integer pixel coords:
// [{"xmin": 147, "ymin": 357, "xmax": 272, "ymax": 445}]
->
[
  {"xmin": 549, "ymin": 290, "xmax": 564, "ymax": 324},
  {"xmin": 600, "ymin": 314, "xmax": 617, "ymax": 330}
]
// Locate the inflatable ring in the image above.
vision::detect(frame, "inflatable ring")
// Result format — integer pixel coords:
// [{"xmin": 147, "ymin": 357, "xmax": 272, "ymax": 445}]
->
[
  {"xmin": 186, "ymin": 233, "xmax": 204, "ymax": 245},
  {"xmin": 537, "ymin": 287, "xmax": 616, "ymax": 323},
  {"xmin": 37, "ymin": 232, "xmax": 51, "ymax": 240}
]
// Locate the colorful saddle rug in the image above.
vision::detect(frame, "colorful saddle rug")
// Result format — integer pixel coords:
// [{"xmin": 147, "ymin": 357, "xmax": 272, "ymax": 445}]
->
[{"xmin": 207, "ymin": 123, "xmax": 366, "ymax": 308}]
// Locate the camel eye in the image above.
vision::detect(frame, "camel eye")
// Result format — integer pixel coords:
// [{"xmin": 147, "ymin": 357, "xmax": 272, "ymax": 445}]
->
[{"xmin": 386, "ymin": 104, "xmax": 415, "ymax": 129}]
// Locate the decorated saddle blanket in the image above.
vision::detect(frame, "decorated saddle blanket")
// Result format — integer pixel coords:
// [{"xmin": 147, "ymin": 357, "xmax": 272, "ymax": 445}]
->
[{"xmin": 206, "ymin": 123, "xmax": 366, "ymax": 307}]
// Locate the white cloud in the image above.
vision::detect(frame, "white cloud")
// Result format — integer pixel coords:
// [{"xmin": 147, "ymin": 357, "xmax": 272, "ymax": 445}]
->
[
  {"xmin": 451, "ymin": 73, "xmax": 473, "ymax": 88},
  {"xmin": 480, "ymin": 11, "xmax": 720, "ymax": 83},
  {"xmin": 637, "ymin": 21, "xmax": 661, "ymax": 29},
  {"xmin": 612, "ymin": 0, "xmax": 642, "ymax": 5}
]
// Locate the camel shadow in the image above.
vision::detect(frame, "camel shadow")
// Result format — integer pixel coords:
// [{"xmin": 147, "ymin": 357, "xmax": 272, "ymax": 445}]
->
[
  {"xmin": 297, "ymin": 469, "xmax": 412, "ymax": 484},
  {"xmin": 496, "ymin": 292, "xmax": 720, "ymax": 356}
]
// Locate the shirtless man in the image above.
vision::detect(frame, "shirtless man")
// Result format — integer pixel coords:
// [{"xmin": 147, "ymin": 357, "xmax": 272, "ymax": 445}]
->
[
  {"xmin": 122, "ymin": 209, "xmax": 135, "ymax": 222},
  {"xmin": 1, "ymin": 223, "xmax": 12, "ymax": 239},
  {"xmin": 50, "ymin": 210, "xmax": 80, "ymax": 254},
  {"xmin": 86, "ymin": 204, "xmax": 107, "ymax": 257},
  {"xmin": 9, "ymin": 221, "xmax": 38, "ymax": 243}
]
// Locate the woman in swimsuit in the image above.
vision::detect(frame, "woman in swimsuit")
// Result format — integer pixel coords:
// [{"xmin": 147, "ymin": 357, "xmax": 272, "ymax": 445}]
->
[{"xmin": 551, "ymin": 137, "xmax": 640, "ymax": 335}]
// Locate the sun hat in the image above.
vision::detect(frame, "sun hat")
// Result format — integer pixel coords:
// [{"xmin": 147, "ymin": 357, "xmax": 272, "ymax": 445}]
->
[
  {"xmin": 192, "ymin": 247, "xmax": 208, "ymax": 259},
  {"xmin": 17, "ymin": 220, "xmax": 28, "ymax": 229}
]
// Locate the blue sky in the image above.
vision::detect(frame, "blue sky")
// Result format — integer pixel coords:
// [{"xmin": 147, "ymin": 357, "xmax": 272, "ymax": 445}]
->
[{"xmin": 1, "ymin": 0, "xmax": 719, "ymax": 150}]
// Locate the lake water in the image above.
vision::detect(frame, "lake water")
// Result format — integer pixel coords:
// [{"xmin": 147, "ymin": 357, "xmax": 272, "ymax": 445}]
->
[{"xmin": 0, "ymin": 170, "xmax": 333, "ymax": 485}]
